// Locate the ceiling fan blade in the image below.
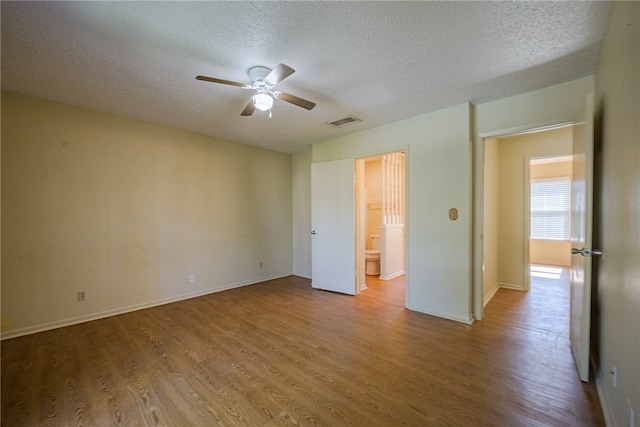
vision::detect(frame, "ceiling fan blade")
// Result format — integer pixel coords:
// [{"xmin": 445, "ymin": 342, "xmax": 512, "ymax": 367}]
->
[
  {"xmin": 241, "ymin": 98, "xmax": 255, "ymax": 116},
  {"xmin": 196, "ymin": 75, "xmax": 250, "ymax": 88},
  {"xmin": 265, "ymin": 64, "xmax": 295, "ymax": 85},
  {"xmin": 275, "ymin": 91, "xmax": 316, "ymax": 110}
]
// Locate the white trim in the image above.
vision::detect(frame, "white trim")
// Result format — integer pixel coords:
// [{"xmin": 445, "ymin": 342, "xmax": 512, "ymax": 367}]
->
[
  {"xmin": 530, "ymin": 155, "xmax": 573, "ymax": 165},
  {"xmin": 380, "ymin": 270, "xmax": 405, "ymax": 281},
  {"xmin": 595, "ymin": 363, "xmax": 615, "ymax": 427},
  {"xmin": 499, "ymin": 282, "xmax": 525, "ymax": 291},
  {"xmin": 406, "ymin": 304, "xmax": 474, "ymax": 324},
  {"xmin": 478, "ymin": 119, "xmax": 574, "ymax": 141},
  {"xmin": 0, "ymin": 273, "xmax": 290, "ymax": 340},
  {"xmin": 524, "ymin": 155, "xmax": 532, "ymax": 291}
]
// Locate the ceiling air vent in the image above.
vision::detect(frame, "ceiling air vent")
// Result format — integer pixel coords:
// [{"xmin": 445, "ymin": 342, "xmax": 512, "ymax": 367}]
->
[{"xmin": 329, "ymin": 116, "xmax": 362, "ymax": 128}]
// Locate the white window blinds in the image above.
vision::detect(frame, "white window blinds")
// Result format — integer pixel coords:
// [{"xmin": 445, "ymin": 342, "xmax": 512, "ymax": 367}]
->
[{"xmin": 530, "ymin": 177, "xmax": 571, "ymax": 240}]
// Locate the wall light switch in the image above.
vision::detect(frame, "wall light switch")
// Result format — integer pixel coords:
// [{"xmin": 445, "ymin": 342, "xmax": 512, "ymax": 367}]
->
[{"xmin": 188, "ymin": 274, "xmax": 195, "ymax": 283}]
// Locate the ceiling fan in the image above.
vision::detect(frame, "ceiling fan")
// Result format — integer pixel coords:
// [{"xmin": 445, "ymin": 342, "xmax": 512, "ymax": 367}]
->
[{"xmin": 196, "ymin": 63, "xmax": 316, "ymax": 116}]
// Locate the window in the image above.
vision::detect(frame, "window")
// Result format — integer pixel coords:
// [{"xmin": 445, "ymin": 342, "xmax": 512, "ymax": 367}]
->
[{"xmin": 530, "ymin": 177, "xmax": 571, "ymax": 240}]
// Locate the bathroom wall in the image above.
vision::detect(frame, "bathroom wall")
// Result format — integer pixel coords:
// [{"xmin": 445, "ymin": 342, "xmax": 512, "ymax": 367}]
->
[
  {"xmin": 364, "ymin": 155, "xmax": 405, "ymax": 280},
  {"xmin": 380, "ymin": 224, "xmax": 405, "ymax": 280},
  {"xmin": 364, "ymin": 158, "xmax": 382, "ymax": 247}
]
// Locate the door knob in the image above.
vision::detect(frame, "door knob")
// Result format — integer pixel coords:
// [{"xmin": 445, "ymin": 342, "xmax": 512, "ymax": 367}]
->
[
  {"xmin": 311, "ymin": 230, "xmax": 317, "ymax": 235},
  {"xmin": 572, "ymin": 247, "xmax": 604, "ymax": 257}
]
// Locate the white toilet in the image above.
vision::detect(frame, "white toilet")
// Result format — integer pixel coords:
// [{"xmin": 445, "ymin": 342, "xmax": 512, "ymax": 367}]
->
[{"xmin": 365, "ymin": 234, "xmax": 381, "ymax": 276}]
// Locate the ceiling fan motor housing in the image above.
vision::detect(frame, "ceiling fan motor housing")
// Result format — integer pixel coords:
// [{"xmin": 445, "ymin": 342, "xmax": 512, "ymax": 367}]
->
[{"xmin": 248, "ymin": 66, "xmax": 271, "ymax": 83}]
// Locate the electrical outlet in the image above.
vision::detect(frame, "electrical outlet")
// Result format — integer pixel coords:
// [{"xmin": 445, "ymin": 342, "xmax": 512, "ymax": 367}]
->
[
  {"xmin": 611, "ymin": 364, "xmax": 618, "ymax": 387},
  {"xmin": 628, "ymin": 399, "xmax": 635, "ymax": 427},
  {"xmin": 77, "ymin": 291, "xmax": 86, "ymax": 302},
  {"xmin": 188, "ymin": 274, "xmax": 195, "ymax": 283},
  {"xmin": 259, "ymin": 261, "xmax": 263, "ymax": 269}
]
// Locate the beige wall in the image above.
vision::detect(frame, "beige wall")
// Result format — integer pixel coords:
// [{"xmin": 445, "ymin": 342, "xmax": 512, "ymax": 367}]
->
[
  {"xmin": 365, "ymin": 158, "xmax": 382, "ymax": 246},
  {"xmin": 495, "ymin": 127, "xmax": 572, "ymax": 288},
  {"xmin": 529, "ymin": 159, "xmax": 572, "ymax": 267},
  {"xmin": 483, "ymin": 137, "xmax": 572, "ymax": 305},
  {"xmin": 593, "ymin": 2, "xmax": 639, "ymax": 425},
  {"xmin": 482, "ymin": 130, "xmax": 572, "ymax": 299},
  {"xmin": 529, "ymin": 239, "xmax": 571, "ymax": 267},
  {"xmin": 1, "ymin": 91, "xmax": 293, "ymax": 338},
  {"xmin": 530, "ymin": 159, "xmax": 572, "ymax": 180}
]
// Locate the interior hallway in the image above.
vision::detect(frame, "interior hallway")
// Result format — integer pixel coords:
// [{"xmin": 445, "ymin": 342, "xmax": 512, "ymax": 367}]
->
[{"xmin": 2, "ymin": 271, "xmax": 603, "ymax": 426}]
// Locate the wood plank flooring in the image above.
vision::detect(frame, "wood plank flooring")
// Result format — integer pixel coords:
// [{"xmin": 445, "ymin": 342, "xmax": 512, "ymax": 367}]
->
[{"xmin": 1, "ymin": 270, "xmax": 604, "ymax": 426}]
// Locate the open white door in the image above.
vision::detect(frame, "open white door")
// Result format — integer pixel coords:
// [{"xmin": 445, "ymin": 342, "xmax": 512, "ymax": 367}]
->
[
  {"xmin": 570, "ymin": 93, "xmax": 601, "ymax": 382},
  {"xmin": 311, "ymin": 159, "xmax": 356, "ymax": 295}
]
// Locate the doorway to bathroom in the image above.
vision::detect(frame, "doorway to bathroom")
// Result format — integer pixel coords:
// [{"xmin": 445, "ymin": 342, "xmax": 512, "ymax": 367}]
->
[{"xmin": 355, "ymin": 151, "xmax": 406, "ymax": 293}]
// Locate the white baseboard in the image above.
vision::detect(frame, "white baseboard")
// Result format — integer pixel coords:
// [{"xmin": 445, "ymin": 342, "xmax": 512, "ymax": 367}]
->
[
  {"xmin": 595, "ymin": 364, "xmax": 615, "ymax": 427},
  {"xmin": 380, "ymin": 270, "xmax": 405, "ymax": 280},
  {"xmin": 483, "ymin": 284, "xmax": 500, "ymax": 307},
  {"xmin": 498, "ymin": 282, "xmax": 525, "ymax": 291},
  {"xmin": 1, "ymin": 273, "xmax": 290, "ymax": 340},
  {"xmin": 293, "ymin": 272, "xmax": 311, "ymax": 279},
  {"xmin": 406, "ymin": 303, "xmax": 474, "ymax": 324}
]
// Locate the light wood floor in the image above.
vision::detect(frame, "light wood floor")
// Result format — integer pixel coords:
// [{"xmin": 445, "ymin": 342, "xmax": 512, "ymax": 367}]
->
[{"xmin": 2, "ymin": 270, "xmax": 604, "ymax": 426}]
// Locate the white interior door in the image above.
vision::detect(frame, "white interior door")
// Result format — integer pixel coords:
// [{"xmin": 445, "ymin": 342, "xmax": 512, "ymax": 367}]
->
[
  {"xmin": 570, "ymin": 93, "xmax": 599, "ymax": 382},
  {"xmin": 311, "ymin": 159, "xmax": 356, "ymax": 295}
]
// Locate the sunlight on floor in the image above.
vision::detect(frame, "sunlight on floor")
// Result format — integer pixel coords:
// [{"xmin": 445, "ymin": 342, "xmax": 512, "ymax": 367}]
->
[{"xmin": 530, "ymin": 265, "xmax": 563, "ymax": 279}]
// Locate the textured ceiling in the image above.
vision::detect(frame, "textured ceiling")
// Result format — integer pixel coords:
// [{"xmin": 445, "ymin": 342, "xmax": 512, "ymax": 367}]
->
[{"xmin": 1, "ymin": 1, "xmax": 610, "ymax": 153}]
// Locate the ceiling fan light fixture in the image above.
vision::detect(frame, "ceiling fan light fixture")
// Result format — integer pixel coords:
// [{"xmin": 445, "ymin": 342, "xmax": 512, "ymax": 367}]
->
[
  {"xmin": 253, "ymin": 93, "xmax": 273, "ymax": 111},
  {"xmin": 197, "ymin": 63, "xmax": 315, "ymax": 116}
]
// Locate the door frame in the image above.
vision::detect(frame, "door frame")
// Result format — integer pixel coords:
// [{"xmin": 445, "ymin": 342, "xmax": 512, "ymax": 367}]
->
[
  {"xmin": 354, "ymin": 149, "xmax": 408, "ymax": 294},
  {"xmin": 474, "ymin": 120, "xmax": 574, "ymax": 320},
  {"xmin": 523, "ymin": 154, "xmax": 532, "ymax": 292}
]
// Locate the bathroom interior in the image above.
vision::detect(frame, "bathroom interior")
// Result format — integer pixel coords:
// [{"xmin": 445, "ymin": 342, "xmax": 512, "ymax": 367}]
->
[{"xmin": 360, "ymin": 152, "xmax": 406, "ymax": 290}]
